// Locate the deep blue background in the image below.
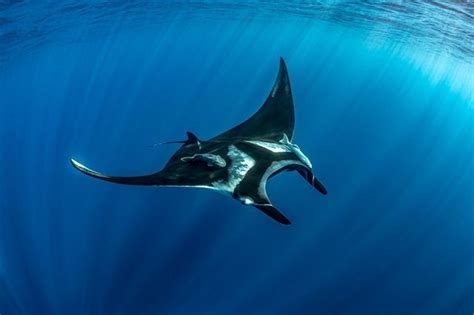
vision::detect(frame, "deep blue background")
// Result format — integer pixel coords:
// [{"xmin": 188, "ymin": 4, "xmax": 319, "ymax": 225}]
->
[{"xmin": 0, "ymin": 5, "xmax": 473, "ymax": 315}]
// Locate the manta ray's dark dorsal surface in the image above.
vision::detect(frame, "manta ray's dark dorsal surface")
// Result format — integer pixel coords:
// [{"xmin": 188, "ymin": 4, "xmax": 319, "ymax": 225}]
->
[{"xmin": 71, "ymin": 58, "xmax": 327, "ymax": 225}]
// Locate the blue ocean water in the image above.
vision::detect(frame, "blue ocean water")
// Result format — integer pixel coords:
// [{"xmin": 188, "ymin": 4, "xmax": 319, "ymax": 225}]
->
[{"xmin": 0, "ymin": 1, "xmax": 473, "ymax": 314}]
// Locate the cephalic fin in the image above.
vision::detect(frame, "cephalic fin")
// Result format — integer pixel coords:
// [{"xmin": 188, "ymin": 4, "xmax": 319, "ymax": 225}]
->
[
  {"xmin": 254, "ymin": 204, "xmax": 291, "ymax": 225},
  {"xmin": 298, "ymin": 170, "xmax": 327, "ymax": 195}
]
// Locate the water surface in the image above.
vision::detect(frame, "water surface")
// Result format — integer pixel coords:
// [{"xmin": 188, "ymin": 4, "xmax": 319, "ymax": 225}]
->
[{"xmin": 0, "ymin": 1, "xmax": 473, "ymax": 314}]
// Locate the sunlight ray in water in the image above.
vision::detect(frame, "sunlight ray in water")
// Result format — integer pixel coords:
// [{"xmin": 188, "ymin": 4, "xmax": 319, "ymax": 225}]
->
[{"xmin": 0, "ymin": 1, "xmax": 473, "ymax": 314}]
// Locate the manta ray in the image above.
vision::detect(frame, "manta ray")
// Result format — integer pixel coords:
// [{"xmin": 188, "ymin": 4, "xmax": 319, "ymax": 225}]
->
[{"xmin": 71, "ymin": 58, "xmax": 327, "ymax": 225}]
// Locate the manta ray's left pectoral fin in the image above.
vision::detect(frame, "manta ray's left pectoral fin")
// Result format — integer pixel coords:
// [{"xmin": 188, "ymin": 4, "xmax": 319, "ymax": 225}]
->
[
  {"xmin": 298, "ymin": 170, "xmax": 327, "ymax": 195},
  {"xmin": 71, "ymin": 159, "xmax": 160, "ymax": 186}
]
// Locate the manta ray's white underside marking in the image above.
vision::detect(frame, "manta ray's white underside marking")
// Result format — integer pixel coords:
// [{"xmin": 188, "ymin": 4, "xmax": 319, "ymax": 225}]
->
[
  {"xmin": 212, "ymin": 145, "xmax": 256, "ymax": 195},
  {"xmin": 243, "ymin": 140, "xmax": 291, "ymax": 153},
  {"xmin": 156, "ymin": 146, "xmax": 256, "ymax": 194},
  {"xmin": 244, "ymin": 135, "xmax": 313, "ymax": 169},
  {"xmin": 181, "ymin": 153, "xmax": 227, "ymax": 168}
]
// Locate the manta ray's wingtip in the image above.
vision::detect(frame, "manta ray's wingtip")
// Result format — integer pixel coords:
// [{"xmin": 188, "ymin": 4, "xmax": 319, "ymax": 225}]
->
[
  {"xmin": 69, "ymin": 158, "xmax": 97, "ymax": 174},
  {"xmin": 70, "ymin": 158, "xmax": 101, "ymax": 177},
  {"xmin": 70, "ymin": 158, "xmax": 84, "ymax": 170}
]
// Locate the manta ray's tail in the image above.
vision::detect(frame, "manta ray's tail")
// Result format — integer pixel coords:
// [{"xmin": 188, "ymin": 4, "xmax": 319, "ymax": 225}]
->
[{"xmin": 71, "ymin": 159, "xmax": 158, "ymax": 185}]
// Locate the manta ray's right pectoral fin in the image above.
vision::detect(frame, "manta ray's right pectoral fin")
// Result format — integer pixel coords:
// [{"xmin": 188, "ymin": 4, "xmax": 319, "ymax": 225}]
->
[{"xmin": 71, "ymin": 159, "xmax": 160, "ymax": 186}]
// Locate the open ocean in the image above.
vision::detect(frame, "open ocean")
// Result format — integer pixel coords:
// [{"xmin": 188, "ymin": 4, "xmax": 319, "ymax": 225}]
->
[{"xmin": 0, "ymin": 1, "xmax": 473, "ymax": 314}]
